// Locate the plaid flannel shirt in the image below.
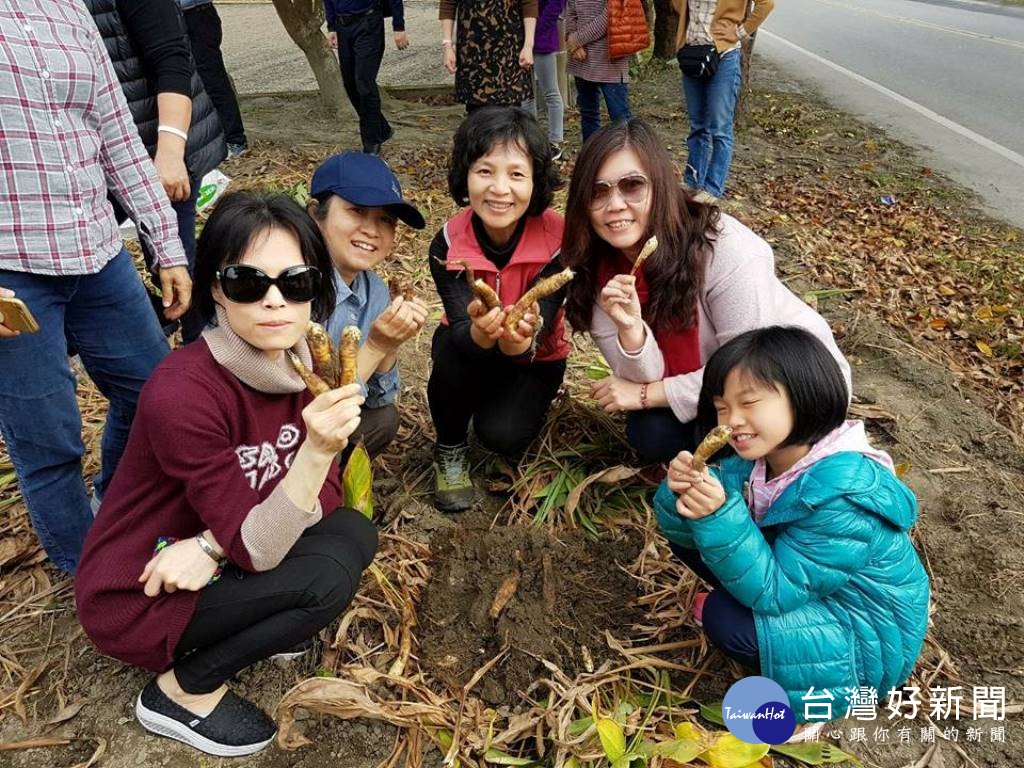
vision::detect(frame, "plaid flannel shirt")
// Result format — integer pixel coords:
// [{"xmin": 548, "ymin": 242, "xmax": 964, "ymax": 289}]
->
[
  {"xmin": 0, "ymin": 0, "xmax": 186, "ymax": 276},
  {"xmin": 685, "ymin": 0, "xmax": 741, "ymax": 51}
]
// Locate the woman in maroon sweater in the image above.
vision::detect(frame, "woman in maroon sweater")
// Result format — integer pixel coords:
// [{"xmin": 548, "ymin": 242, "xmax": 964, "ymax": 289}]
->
[{"xmin": 75, "ymin": 192, "xmax": 377, "ymax": 757}]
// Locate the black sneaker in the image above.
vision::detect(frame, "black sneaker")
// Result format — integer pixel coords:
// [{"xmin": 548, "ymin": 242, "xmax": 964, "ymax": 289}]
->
[{"xmin": 135, "ymin": 678, "xmax": 276, "ymax": 756}]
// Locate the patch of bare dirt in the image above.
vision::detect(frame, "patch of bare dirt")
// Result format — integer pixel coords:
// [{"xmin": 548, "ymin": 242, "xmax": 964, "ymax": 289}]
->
[{"xmin": 419, "ymin": 523, "xmax": 644, "ymax": 706}]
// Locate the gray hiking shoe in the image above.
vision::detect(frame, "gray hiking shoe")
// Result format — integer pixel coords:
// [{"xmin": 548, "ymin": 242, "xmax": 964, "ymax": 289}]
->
[{"xmin": 433, "ymin": 442, "xmax": 475, "ymax": 512}]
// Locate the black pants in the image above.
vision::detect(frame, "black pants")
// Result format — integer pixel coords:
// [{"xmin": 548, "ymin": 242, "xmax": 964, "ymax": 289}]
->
[
  {"xmin": 183, "ymin": 3, "xmax": 247, "ymax": 146},
  {"xmin": 427, "ymin": 326, "xmax": 566, "ymax": 456},
  {"xmin": 626, "ymin": 408, "xmax": 698, "ymax": 463},
  {"xmin": 173, "ymin": 509, "xmax": 377, "ymax": 693},
  {"xmin": 338, "ymin": 10, "xmax": 390, "ymax": 151},
  {"xmin": 339, "ymin": 403, "xmax": 399, "ymax": 467},
  {"xmin": 670, "ymin": 543, "xmax": 760, "ymax": 669}
]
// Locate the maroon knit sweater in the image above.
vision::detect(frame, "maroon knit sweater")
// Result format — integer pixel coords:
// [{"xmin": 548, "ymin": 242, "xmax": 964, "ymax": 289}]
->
[{"xmin": 74, "ymin": 337, "xmax": 343, "ymax": 672}]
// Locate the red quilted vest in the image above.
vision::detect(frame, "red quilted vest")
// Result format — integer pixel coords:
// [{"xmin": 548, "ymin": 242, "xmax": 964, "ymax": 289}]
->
[
  {"xmin": 608, "ymin": 0, "xmax": 651, "ymax": 59},
  {"xmin": 441, "ymin": 208, "xmax": 570, "ymax": 363}
]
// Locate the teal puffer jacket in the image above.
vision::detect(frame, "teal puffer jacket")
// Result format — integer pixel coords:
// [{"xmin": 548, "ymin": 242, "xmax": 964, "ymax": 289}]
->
[{"xmin": 654, "ymin": 452, "xmax": 929, "ymax": 719}]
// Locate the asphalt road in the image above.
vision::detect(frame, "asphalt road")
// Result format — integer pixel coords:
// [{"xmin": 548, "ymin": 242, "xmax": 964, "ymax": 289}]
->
[
  {"xmin": 218, "ymin": 0, "xmax": 451, "ymax": 94},
  {"xmin": 756, "ymin": 0, "xmax": 1024, "ymax": 226}
]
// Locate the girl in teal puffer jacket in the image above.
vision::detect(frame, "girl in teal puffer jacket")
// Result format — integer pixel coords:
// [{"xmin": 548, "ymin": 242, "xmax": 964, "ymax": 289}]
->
[{"xmin": 655, "ymin": 326, "xmax": 929, "ymax": 721}]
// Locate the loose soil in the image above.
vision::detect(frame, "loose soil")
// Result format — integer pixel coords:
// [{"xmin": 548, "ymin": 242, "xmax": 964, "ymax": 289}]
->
[
  {"xmin": 419, "ymin": 522, "xmax": 645, "ymax": 705},
  {"xmin": 2, "ymin": 58, "xmax": 1023, "ymax": 768}
]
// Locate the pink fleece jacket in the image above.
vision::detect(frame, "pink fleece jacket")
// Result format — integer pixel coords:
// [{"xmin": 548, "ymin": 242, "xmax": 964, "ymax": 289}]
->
[{"xmin": 590, "ymin": 213, "xmax": 852, "ymax": 423}]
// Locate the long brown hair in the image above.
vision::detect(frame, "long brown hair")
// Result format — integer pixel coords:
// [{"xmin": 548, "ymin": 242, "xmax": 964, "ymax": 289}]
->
[{"xmin": 561, "ymin": 119, "xmax": 719, "ymax": 333}]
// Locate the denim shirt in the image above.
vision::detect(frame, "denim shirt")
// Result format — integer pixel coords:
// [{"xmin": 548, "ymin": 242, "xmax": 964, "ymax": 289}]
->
[{"xmin": 325, "ymin": 269, "xmax": 399, "ymax": 408}]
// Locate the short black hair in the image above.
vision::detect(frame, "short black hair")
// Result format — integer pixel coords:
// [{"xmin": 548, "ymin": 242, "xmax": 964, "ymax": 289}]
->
[
  {"xmin": 697, "ymin": 326, "xmax": 849, "ymax": 448},
  {"xmin": 193, "ymin": 191, "xmax": 336, "ymax": 326},
  {"xmin": 447, "ymin": 106, "xmax": 560, "ymax": 216}
]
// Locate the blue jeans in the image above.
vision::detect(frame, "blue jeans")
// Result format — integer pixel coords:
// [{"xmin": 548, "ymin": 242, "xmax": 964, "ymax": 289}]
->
[
  {"xmin": 0, "ymin": 250, "xmax": 169, "ymax": 573},
  {"xmin": 682, "ymin": 49, "xmax": 742, "ymax": 198},
  {"xmin": 574, "ymin": 78, "xmax": 632, "ymax": 142},
  {"xmin": 108, "ymin": 178, "xmax": 202, "ymax": 343}
]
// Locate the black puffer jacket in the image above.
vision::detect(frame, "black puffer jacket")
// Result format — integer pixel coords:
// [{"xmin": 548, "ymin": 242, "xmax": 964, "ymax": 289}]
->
[{"xmin": 85, "ymin": 0, "xmax": 226, "ymax": 181}]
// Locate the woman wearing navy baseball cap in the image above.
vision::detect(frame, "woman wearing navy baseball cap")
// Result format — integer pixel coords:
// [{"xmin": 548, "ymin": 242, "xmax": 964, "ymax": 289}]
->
[{"xmin": 307, "ymin": 152, "xmax": 430, "ymax": 462}]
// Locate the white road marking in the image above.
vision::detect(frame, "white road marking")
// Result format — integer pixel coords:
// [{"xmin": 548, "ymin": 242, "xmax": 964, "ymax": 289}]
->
[
  {"xmin": 760, "ymin": 30, "xmax": 1024, "ymax": 170},
  {"xmin": 811, "ymin": 0, "xmax": 1024, "ymax": 50}
]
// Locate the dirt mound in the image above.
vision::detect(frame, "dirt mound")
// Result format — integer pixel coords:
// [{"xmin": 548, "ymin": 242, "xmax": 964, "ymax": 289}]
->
[{"xmin": 419, "ymin": 523, "xmax": 645, "ymax": 705}]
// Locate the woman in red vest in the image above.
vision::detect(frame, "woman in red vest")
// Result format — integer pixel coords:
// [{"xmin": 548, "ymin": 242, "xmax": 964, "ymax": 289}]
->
[
  {"xmin": 428, "ymin": 107, "xmax": 567, "ymax": 511},
  {"xmin": 562, "ymin": 119, "xmax": 850, "ymax": 462}
]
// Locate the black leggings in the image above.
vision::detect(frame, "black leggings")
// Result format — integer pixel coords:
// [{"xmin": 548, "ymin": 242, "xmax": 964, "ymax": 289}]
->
[
  {"xmin": 626, "ymin": 408, "xmax": 698, "ymax": 463},
  {"xmin": 427, "ymin": 327, "xmax": 566, "ymax": 456},
  {"xmin": 173, "ymin": 509, "xmax": 378, "ymax": 694}
]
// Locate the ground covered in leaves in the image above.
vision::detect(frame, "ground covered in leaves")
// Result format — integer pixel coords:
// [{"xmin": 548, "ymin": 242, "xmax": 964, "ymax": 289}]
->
[{"xmin": 1, "ymin": 60, "xmax": 1023, "ymax": 768}]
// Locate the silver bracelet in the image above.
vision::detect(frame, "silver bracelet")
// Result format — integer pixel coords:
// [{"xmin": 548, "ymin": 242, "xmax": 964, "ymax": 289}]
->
[
  {"xmin": 157, "ymin": 124, "xmax": 189, "ymax": 142},
  {"xmin": 195, "ymin": 533, "xmax": 222, "ymax": 563}
]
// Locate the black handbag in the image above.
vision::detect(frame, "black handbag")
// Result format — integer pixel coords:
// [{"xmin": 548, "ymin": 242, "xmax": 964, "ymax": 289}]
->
[{"xmin": 677, "ymin": 44, "xmax": 720, "ymax": 80}]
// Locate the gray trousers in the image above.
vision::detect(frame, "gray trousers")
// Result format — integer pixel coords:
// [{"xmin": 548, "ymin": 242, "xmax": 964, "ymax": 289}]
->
[{"xmin": 522, "ymin": 52, "xmax": 564, "ymax": 144}]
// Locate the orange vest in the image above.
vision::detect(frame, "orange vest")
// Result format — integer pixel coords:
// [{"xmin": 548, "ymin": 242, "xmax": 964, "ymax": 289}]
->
[
  {"xmin": 608, "ymin": 0, "xmax": 651, "ymax": 59},
  {"xmin": 441, "ymin": 208, "xmax": 569, "ymax": 363}
]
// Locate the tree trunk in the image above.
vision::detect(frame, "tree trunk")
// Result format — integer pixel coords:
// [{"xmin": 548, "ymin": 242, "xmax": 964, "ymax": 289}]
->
[
  {"xmin": 270, "ymin": 0, "xmax": 345, "ymax": 117},
  {"xmin": 737, "ymin": 32, "xmax": 757, "ymax": 116},
  {"xmin": 652, "ymin": 0, "xmax": 679, "ymax": 60}
]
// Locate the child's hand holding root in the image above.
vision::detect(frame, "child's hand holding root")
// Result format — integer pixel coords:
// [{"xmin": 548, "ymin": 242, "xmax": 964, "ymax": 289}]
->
[{"xmin": 668, "ymin": 450, "xmax": 726, "ymax": 520}]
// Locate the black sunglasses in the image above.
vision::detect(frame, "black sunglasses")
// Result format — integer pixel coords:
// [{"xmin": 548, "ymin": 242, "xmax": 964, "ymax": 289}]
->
[
  {"xmin": 216, "ymin": 264, "xmax": 321, "ymax": 304},
  {"xmin": 589, "ymin": 174, "xmax": 650, "ymax": 209}
]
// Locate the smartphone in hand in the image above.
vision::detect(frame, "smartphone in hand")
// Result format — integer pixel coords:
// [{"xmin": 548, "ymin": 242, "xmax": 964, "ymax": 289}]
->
[{"xmin": 0, "ymin": 296, "xmax": 40, "ymax": 333}]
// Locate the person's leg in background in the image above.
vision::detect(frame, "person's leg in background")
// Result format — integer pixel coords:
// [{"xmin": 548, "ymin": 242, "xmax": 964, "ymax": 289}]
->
[
  {"xmin": 349, "ymin": 11, "xmax": 390, "ymax": 153},
  {"xmin": 599, "ymin": 81, "xmax": 632, "ymax": 124},
  {"xmin": 184, "ymin": 3, "xmax": 248, "ymax": 153},
  {"xmin": 0, "ymin": 270, "xmax": 91, "ymax": 574},
  {"xmin": 700, "ymin": 49, "xmax": 743, "ymax": 199},
  {"xmin": 174, "ymin": 177, "xmax": 205, "ymax": 343},
  {"xmin": 533, "ymin": 52, "xmax": 564, "ymax": 154},
  {"xmin": 574, "ymin": 77, "xmax": 602, "ymax": 142},
  {"xmin": 682, "ymin": 72, "xmax": 711, "ymax": 192},
  {"xmin": 64, "ymin": 250, "xmax": 169, "ymax": 503},
  {"xmin": 625, "ymin": 408, "xmax": 697, "ymax": 463}
]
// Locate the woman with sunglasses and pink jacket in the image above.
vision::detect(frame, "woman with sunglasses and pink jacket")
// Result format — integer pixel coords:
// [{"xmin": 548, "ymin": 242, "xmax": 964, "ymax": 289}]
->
[
  {"xmin": 562, "ymin": 119, "xmax": 850, "ymax": 463},
  {"xmin": 75, "ymin": 192, "xmax": 377, "ymax": 757}
]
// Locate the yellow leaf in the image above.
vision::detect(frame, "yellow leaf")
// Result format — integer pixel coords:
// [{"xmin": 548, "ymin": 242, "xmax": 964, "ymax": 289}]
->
[
  {"xmin": 342, "ymin": 441, "xmax": 373, "ymax": 519},
  {"xmin": 975, "ymin": 306, "xmax": 994, "ymax": 320},
  {"xmin": 675, "ymin": 722, "xmax": 704, "ymax": 741},
  {"xmin": 976, "ymin": 341, "xmax": 994, "ymax": 357},
  {"xmin": 596, "ymin": 718, "xmax": 627, "ymax": 762},
  {"xmin": 993, "ymin": 304, "xmax": 1011, "ymax": 315},
  {"xmin": 937, "ymin": 285, "xmax": 956, "ymax": 296},
  {"xmin": 702, "ymin": 733, "xmax": 770, "ymax": 768},
  {"xmin": 895, "ymin": 462, "xmax": 912, "ymax": 478}
]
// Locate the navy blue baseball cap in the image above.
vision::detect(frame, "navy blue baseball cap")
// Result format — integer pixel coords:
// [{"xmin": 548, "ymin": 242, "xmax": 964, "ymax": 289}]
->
[{"xmin": 310, "ymin": 152, "xmax": 425, "ymax": 230}]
